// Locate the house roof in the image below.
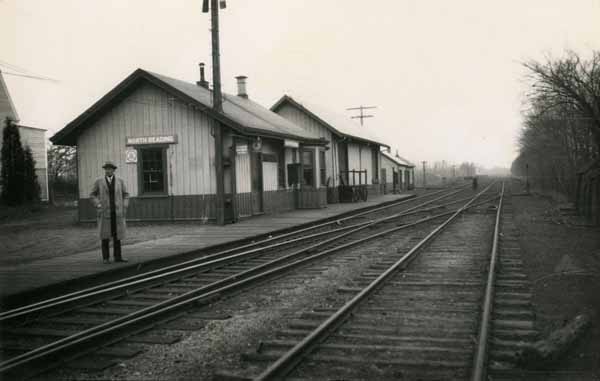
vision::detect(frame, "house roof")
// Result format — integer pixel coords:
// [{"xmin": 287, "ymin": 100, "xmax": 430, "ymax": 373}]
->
[
  {"xmin": 271, "ymin": 95, "xmax": 389, "ymax": 148},
  {"xmin": 0, "ymin": 70, "xmax": 20, "ymax": 123},
  {"xmin": 381, "ymin": 149, "xmax": 415, "ymax": 168},
  {"xmin": 51, "ymin": 69, "xmax": 326, "ymax": 146}
]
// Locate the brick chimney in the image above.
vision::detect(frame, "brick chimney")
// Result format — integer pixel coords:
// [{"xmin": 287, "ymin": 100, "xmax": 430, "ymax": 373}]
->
[
  {"xmin": 196, "ymin": 63, "xmax": 209, "ymax": 89},
  {"xmin": 235, "ymin": 75, "xmax": 248, "ymax": 98}
]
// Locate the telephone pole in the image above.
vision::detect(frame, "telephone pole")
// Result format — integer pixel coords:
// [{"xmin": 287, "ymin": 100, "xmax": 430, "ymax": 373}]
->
[
  {"xmin": 204, "ymin": 0, "xmax": 226, "ymax": 224},
  {"xmin": 347, "ymin": 105, "xmax": 377, "ymax": 126},
  {"xmin": 422, "ymin": 161, "xmax": 427, "ymax": 188}
]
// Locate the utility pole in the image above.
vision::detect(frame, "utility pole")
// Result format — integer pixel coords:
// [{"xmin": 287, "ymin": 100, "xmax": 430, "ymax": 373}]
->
[
  {"xmin": 204, "ymin": 0, "xmax": 226, "ymax": 224},
  {"xmin": 422, "ymin": 161, "xmax": 427, "ymax": 188},
  {"xmin": 347, "ymin": 105, "xmax": 377, "ymax": 126}
]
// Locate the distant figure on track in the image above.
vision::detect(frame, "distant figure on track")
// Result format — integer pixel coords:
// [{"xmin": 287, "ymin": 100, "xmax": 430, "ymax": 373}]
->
[
  {"xmin": 90, "ymin": 161, "xmax": 129, "ymax": 264},
  {"xmin": 472, "ymin": 176, "xmax": 478, "ymax": 190}
]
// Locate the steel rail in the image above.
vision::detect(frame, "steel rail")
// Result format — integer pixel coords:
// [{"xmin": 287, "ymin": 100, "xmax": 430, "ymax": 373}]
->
[
  {"xmin": 0, "ymin": 187, "xmax": 467, "ymax": 322},
  {"xmin": 0, "ymin": 187, "xmax": 457, "ymax": 319},
  {"xmin": 471, "ymin": 182, "xmax": 505, "ymax": 381},
  {"xmin": 253, "ymin": 182, "xmax": 499, "ymax": 380},
  {"xmin": 0, "ymin": 187, "xmax": 494, "ymax": 376}
]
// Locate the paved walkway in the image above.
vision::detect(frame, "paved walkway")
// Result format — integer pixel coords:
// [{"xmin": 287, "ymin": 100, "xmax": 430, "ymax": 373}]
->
[{"xmin": 0, "ymin": 193, "xmax": 414, "ymax": 301}]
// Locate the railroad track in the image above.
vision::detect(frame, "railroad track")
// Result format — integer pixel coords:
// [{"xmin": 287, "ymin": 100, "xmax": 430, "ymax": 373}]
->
[
  {"xmin": 0, "ymin": 186, "xmax": 464, "ymax": 320},
  {"xmin": 0, "ymin": 183, "xmax": 492, "ymax": 379},
  {"xmin": 212, "ymin": 181, "xmax": 540, "ymax": 380}
]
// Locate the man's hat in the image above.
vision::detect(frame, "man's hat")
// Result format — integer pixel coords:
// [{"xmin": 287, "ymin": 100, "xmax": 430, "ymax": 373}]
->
[{"xmin": 102, "ymin": 161, "xmax": 117, "ymax": 169}]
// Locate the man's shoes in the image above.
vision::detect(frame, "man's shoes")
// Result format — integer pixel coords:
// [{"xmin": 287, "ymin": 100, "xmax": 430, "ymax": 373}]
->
[
  {"xmin": 103, "ymin": 259, "xmax": 110, "ymax": 264},
  {"xmin": 114, "ymin": 258, "xmax": 128, "ymax": 263}
]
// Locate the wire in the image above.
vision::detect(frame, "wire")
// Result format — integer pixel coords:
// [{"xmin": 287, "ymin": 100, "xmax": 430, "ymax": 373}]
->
[
  {"xmin": 0, "ymin": 60, "xmax": 60, "ymax": 82},
  {"xmin": 0, "ymin": 60, "xmax": 37, "ymax": 75},
  {"xmin": 1, "ymin": 70, "xmax": 60, "ymax": 82}
]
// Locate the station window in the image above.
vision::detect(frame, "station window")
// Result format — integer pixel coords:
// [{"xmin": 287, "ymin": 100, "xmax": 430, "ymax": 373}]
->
[
  {"xmin": 301, "ymin": 149, "xmax": 314, "ymax": 187},
  {"xmin": 319, "ymin": 150, "xmax": 326, "ymax": 187},
  {"xmin": 139, "ymin": 147, "xmax": 167, "ymax": 195}
]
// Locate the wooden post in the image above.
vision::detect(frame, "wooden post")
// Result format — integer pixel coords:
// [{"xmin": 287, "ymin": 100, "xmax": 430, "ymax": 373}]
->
[
  {"xmin": 210, "ymin": 0, "xmax": 225, "ymax": 225},
  {"xmin": 230, "ymin": 137, "xmax": 238, "ymax": 223}
]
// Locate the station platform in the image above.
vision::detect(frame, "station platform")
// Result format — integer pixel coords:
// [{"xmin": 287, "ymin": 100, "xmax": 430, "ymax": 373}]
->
[{"xmin": 0, "ymin": 192, "xmax": 415, "ymax": 306}]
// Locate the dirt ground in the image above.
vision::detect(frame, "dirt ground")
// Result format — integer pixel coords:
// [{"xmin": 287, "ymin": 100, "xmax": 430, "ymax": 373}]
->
[
  {"xmin": 0, "ymin": 205, "xmax": 216, "ymax": 266},
  {"xmin": 511, "ymin": 188, "xmax": 600, "ymax": 373}
]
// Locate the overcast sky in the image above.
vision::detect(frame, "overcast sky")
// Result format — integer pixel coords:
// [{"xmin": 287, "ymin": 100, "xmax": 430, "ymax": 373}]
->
[{"xmin": 2, "ymin": 0, "xmax": 599, "ymax": 168}]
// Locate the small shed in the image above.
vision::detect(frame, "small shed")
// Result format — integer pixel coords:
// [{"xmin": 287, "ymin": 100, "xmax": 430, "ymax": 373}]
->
[
  {"xmin": 51, "ymin": 69, "xmax": 327, "ymax": 222},
  {"xmin": 271, "ymin": 95, "xmax": 388, "ymax": 203},
  {"xmin": 380, "ymin": 149, "xmax": 416, "ymax": 193},
  {"xmin": 0, "ymin": 70, "xmax": 49, "ymax": 201}
]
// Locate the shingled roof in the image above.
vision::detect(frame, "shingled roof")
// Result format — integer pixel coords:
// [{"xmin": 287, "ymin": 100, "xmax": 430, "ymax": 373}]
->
[
  {"xmin": 381, "ymin": 149, "xmax": 415, "ymax": 168},
  {"xmin": 271, "ymin": 94, "xmax": 389, "ymax": 148},
  {"xmin": 51, "ymin": 69, "xmax": 326, "ymax": 146}
]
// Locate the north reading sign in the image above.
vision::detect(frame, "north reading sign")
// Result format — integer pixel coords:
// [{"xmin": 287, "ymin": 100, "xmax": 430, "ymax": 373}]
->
[{"xmin": 126, "ymin": 135, "xmax": 177, "ymax": 146}]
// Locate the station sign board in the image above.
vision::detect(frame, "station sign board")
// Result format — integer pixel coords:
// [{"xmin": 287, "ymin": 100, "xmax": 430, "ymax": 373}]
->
[
  {"xmin": 126, "ymin": 135, "xmax": 177, "ymax": 146},
  {"xmin": 236, "ymin": 143, "xmax": 248, "ymax": 154},
  {"xmin": 284, "ymin": 139, "xmax": 299, "ymax": 148}
]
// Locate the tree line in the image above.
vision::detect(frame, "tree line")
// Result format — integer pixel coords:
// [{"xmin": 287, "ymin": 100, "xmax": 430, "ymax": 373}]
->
[{"xmin": 512, "ymin": 51, "xmax": 600, "ymax": 207}]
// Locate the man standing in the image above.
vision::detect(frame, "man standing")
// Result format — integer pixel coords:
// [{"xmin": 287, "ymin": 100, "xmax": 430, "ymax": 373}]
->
[{"xmin": 90, "ymin": 161, "xmax": 129, "ymax": 263}]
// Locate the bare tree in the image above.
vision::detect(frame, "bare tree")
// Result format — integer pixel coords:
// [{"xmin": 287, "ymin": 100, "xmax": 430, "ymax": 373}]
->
[
  {"xmin": 514, "ymin": 50, "xmax": 600, "ymax": 207},
  {"xmin": 47, "ymin": 144, "xmax": 77, "ymax": 203},
  {"xmin": 523, "ymin": 50, "xmax": 600, "ymax": 149}
]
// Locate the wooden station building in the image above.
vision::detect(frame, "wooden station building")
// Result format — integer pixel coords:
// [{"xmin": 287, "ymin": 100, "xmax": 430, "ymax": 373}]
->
[
  {"xmin": 380, "ymin": 149, "xmax": 415, "ymax": 194},
  {"xmin": 271, "ymin": 95, "xmax": 389, "ymax": 204},
  {"xmin": 51, "ymin": 69, "xmax": 330, "ymax": 222}
]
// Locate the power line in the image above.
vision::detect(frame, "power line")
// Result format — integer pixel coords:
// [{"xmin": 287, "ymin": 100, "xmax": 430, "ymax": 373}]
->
[
  {"xmin": 0, "ymin": 60, "xmax": 37, "ymax": 75},
  {"xmin": 1, "ymin": 71, "xmax": 60, "ymax": 82},
  {"xmin": 0, "ymin": 59, "xmax": 60, "ymax": 82}
]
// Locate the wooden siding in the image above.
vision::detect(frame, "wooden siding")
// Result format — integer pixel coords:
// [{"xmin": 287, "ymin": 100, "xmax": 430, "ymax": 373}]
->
[
  {"xmin": 368, "ymin": 184, "xmax": 383, "ymax": 197},
  {"xmin": 79, "ymin": 194, "xmax": 217, "ymax": 222},
  {"xmin": 18, "ymin": 126, "xmax": 47, "ymax": 171},
  {"xmin": 298, "ymin": 187, "xmax": 327, "ymax": 209},
  {"xmin": 77, "ymin": 82, "xmax": 216, "ymax": 199},
  {"xmin": 406, "ymin": 168, "xmax": 415, "ymax": 188},
  {"xmin": 262, "ymin": 162, "xmax": 278, "ymax": 191},
  {"xmin": 13, "ymin": 126, "xmax": 49, "ymax": 200},
  {"xmin": 275, "ymin": 103, "xmax": 338, "ymax": 187},
  {"xmin": 261, "ymin": 139, "xmax": 282, "ymax": 192},
  {"xmin": 77, "ymin": 191, "xmax": 293, "ymax": 221},
  {"xmin": 235, "ymin": 142, "xmax": 251, "ymax": 194},
  {"xmin": 347, "ymin": 143, "xmax": 371, "ymax": 185},
  {"xmin": 274, "ymin": 102, "xmax": 382, "ymax": 193},
  {"xmin": 235, "ymin": 192, "xmax": 253, "ymax": 217},
  {"xmin": 380, "ymin": 153, "xmax": 400, "ymax": 193},
  {"xmin": 263, "ymin": 189, "xmax": 295, "ymax": 214},
  {"xmin": 380, "ymin": 153, "xmax": 397, "ymax": 176}
]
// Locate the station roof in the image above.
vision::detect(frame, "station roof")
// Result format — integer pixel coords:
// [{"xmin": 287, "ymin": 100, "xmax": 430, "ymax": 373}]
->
[
  {"xmin": 51, "ymin": 69, "xmax": 326, "ymax": 146},
  {"xmin": 271, "ymin": 95, "xmax": 389, "ymax": 148},
  {"xmin": 381, "ymin": 149, "xmax": 415, "ymax": 168}
]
